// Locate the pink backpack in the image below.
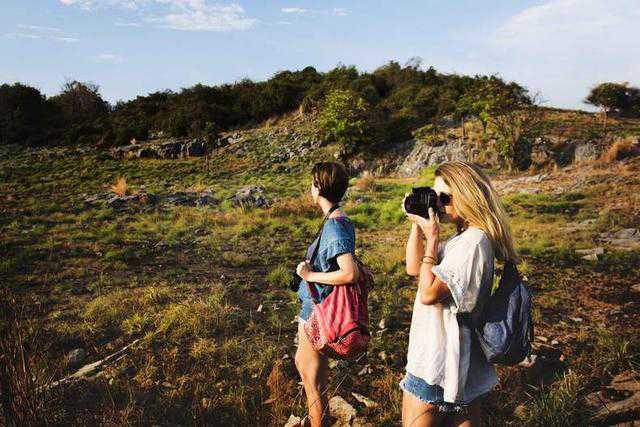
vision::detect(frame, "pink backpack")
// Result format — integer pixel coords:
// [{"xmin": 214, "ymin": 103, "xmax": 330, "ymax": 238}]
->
[{"xmin": 303, "ymin": 215, "xmax": 373, "ymax": 359}]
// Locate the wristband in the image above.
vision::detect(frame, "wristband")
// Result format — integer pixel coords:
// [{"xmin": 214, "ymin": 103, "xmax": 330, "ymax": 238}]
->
[{"xmin": 422, "ymin": 255, "xmax": 437, "ymax": 264}]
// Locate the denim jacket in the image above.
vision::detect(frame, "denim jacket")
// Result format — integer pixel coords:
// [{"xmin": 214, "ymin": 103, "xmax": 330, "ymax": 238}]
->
[{"xmin": 297, "ymin": 216, "xmax": 356, "ymax": 321}]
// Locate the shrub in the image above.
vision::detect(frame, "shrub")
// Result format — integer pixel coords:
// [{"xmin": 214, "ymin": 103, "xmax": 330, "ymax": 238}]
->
[
  {"xmin": 600, "ymin": 137, "xmax": 640, "ymax": 163},
  {"xmin": 318, "ymin": 89, "xmax": 369, "ymax": 155},
  {"xmin": 110, "ymin": 177, "xmax": 130, "ymax": 197},
  {"xmin": 355, "ymin": 171, "xmax": 376, "ymax": 191}
]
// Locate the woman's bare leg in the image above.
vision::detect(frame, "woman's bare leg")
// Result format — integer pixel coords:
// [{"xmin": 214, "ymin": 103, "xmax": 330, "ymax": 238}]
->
[
  {"xmin": 402, "ymin": 390, "xmax": 444, "ymax": 427},
  {"xmin": 448, "ymin": 399, "xmax": 481, "ymax": 427},
  {"xmin": 295, "ymin": 322, "xmax": 329, "ymax": 427}
]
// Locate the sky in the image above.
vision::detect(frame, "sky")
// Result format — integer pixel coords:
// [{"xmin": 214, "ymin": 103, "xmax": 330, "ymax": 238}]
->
[{"xmin": 1, "ymin": 0, "xmax": 639, "ymax": 110}]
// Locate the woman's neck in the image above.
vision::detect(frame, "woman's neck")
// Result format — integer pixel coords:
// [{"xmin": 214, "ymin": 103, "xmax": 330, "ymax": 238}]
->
[{"xmin": 318, "ymin": 198, "xmax": 340, "ymax": 217}]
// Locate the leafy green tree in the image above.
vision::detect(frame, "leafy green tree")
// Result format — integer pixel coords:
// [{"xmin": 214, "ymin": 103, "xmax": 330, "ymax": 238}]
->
[
  {"xmin": 318, "ymin": 89, "xmax": 369, "ymax": 155},
  {"xmin": 585, "ymin": 82, "xmax": 640, "ymax": 130},
  {"xmin": 49, "ymin": 80, "xmax": 110, "ymax": 144},
  {"xmin": 0, "ymin": 83, "xmax": 49, "ymax": 146},
  {"xmin": 486, "ymin": 86, "xmax": 543, "ymax": 171}
]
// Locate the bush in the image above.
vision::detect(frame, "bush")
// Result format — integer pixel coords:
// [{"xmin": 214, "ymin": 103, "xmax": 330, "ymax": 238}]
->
[
  {"xmin": 600, "ymin": 137, "xmax": 640, "ymax": 163},
  {"xmin": 318, "ymin": 89, "xmax": 369, "ymax": 154}
]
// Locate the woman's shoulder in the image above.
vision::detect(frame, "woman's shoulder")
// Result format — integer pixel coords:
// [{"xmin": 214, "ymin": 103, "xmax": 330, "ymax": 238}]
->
[
  {"xmin": 323, "ymin": 216, "xmax": 355, "ymax": 240},
  {"xmin": 446, "ymin": 227, "xmax": 491, "ymax": 252}
]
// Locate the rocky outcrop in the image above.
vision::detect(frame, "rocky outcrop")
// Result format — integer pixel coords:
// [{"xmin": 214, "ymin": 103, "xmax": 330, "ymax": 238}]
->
[
  {"xmin": 585, "ymin": 370, "xmax": 640, "ymax": 426},
  {"xmin": 110, "ymin": 138, "xmax": 210, "ymax": 160},
  {"xmin": 83, "ymin": 190, "xmax": 218, "ymax": 209},
  {"xmin": 395, "ymin": 139, "xmax": 472, "ymax": 177},
  {"xmin": 597, "ymin": 228, "xmax": 640, "ymax": 251},
  {"xmin": 229, "ymin": 186, "xmax": 269, "ymax": 208}
]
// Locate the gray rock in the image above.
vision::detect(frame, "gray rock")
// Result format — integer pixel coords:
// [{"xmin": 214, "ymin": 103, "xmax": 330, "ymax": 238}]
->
[
  {"xmin": 576, "ymin": 247, "xmax": 604, "ymax": 260},
  {"xmin": 329, "ymin": 396, "xmax": 356, "ymax": 426},
  {"xmin": 588, "ymin": 371, "xmax": 640, "ymax": 425},
  {"xmin": 284, "ymin": 415, "xmax": 302, "ymax": 427},
  {"xmin": 573, "ymin": 142, "xmax": 601, "ymax": 164},
  {"xmin": 229, "ymin": 185, "xmax": 269, "ymax": 208},
  {"xmin": 351, "ymin": 392, "xmax": 378, "ymax": 409},
  {"xmin": 598, "ymin": 228, "xmax": 640, "ymax": 251},
  {"xmin": 67, "ymin": 348, "xmax": 86, "ymax": 368},
  {"xmin": 396, "ymin": 139, "xmax": 470, "ymax": 177}
]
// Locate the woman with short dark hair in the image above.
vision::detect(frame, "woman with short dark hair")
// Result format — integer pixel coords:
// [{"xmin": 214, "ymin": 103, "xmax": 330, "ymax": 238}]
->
[{"xmin": 294, "ymin": 162, "xmax": 358, "ymax": 427}]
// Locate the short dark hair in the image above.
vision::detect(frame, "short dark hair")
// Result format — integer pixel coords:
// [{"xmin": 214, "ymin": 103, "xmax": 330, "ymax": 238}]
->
[{"xmin": 311, "ymin": 162, "xmax": 349, "ymax": 204}]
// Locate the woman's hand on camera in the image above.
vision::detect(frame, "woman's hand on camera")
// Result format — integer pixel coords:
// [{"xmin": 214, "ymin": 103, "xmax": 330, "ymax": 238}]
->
[
  {"xmin": 406, "ymin": 207, "xmax": 439, "ymax": 241},
  {"xmin": 296, "ymin": 260, "xmax": 312, "ymax": 280}
]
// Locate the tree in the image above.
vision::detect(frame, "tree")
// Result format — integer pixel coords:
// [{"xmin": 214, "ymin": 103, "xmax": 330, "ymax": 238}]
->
[
  {"xmin": 318, "ymin": 89, "xmax": 369, "ymax": 155},
  {"xmin": 585, "ymin": 82, "xmax": 639, "ymax": 130},
  {"xmin": 49, "ymin": 80, "xmax": 109, "ymax": 123},
  {"xmin": 48, "ymin": 80, "xmax": 110, "ymax": 144},
  {"xmin": 0, "ymin": 83, "xmax": 49, "ymax": 146},
  {"xmin": 487, "ymin": 88, "xmax": 544, "ymax": 171}
]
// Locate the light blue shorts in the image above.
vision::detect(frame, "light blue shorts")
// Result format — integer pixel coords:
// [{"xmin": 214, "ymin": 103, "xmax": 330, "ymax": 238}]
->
[{"xmin": 400, "ymin": 372, "xmax": 471, "ymax": 415}]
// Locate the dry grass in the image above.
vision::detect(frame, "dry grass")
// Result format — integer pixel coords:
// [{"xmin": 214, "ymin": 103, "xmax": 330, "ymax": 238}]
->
[
  {"xmin": 355, "ymin": 171, "xmax": 376, "ymax": 192},
  {"xmin": 600, "ymin": 137, "xmax": 640, "ymax": 163},
  {"xmin": 0, "ymin": 290, "xmax": 60, "ymax": 426},
  {"xmin": 268, "ymin": 195, "xmax": 316, "ymax": 218},
  {"xmin": 186, "ymin": 182, "xmax": 210, "ymax": 193},
  {"xmin": 110, "ymin": 177, "xmax": 130, "ymax": 196}
]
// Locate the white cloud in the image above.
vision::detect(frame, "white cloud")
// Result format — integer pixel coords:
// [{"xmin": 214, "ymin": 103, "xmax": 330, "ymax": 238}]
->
[
  {"xmin": 59, "ymin": 0, "xmax": 257, "ymax": 31},
  {"xmin": 332, "ymin": 8, "xmax": 348, "ymax": 17},
  {"xmin": 52, "ymin": 36, "xmax": 80, "ymax": 42},
  {"xmin": 94, "ymin": 53, "xmax": 124, "ymax": 63},
  {"xmin": 281, "ymin": 7, "xmax": 308, "ymax": 14},
  {"xmin": 3, "ymin": 24, "xmax": 79, "ymax": 42},
  {"xmin": 115, "ymin": 21, "xmax": 143, "ymax": 27},
  {"xmin": 281, "ymin": 7, "xmax": 348, "ymax": 16},
  {"xmin": 493, "ymin": 0, "xmax": 639, "ymax": 47},
  {"xmin": 18, "ymin": 24, "xmax": 63, "ymax": 32},
  {"xmin": 59, "ymin": 0, "xmax": 139, "ymax": 10},
  {"xmin": 3, "ymin": 32, "xmax": 42, "ymax": 40},
  {"xmin": 147, "ymin": 2, "xmax": 257, "ymax": 31},
  {"xmin": 486, "ymin": 0, "xmax": 640, "ymax": 108}
]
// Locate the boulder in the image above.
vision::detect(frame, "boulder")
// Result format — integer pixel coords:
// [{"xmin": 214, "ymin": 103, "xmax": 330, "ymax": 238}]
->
[
  {"xmin": 185, "ymin": 140, "xmax": 205, "ymax": 157},
  {"xmin": 396, "ymin": 139, "xmax": 470, "ymax": 176},
  {"xmin": 230, "ymin": 186, "xmax": 269, "ymax": 208},
  {"xmin": 573, "ymin": 141, "xmax": 602, "ymax": 164},
  {"xmin": 598, "ymin": 228, "xmax": 640, "ymax": 251},
  {"xmin": 284, "ymin": 415, "xmax": 302, "ymax": 427},
  {"xmin": 66, "ymin": 348, "xmax": 86, "ymax": 369},
  {"xmin": 587, "ymin": 370, "xmax": 640, "ymax": 425},
  {"xmin": 329, "ymin": 396, "xmax": 356, "ymax": 426}
]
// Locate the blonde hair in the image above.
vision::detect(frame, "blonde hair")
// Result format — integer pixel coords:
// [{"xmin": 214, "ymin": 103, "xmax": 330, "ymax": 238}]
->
[{"xmin": 435, "ymin": 161, "xmax": 520, "ymax": 264}]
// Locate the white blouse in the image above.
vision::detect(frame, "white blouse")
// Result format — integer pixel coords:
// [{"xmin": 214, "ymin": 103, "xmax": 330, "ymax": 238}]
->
[{"xmin": 405, "ymin": 227, "xmax": 499, "ymax": 403}]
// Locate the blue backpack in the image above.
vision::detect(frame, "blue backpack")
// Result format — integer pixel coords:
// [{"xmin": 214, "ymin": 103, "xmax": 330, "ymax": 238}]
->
[{"xmin": 459, "ymin": 262, "xmax": 534, "ymax": 366}]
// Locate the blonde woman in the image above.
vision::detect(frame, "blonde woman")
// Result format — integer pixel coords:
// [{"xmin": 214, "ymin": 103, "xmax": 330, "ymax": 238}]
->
[{"xmin": 401, "ymin": 161, "xmax": 519, "ymax": 427}]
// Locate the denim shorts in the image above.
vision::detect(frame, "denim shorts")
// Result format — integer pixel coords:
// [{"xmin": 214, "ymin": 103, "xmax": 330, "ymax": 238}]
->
[
  {"xmin": 298, "ymin": 300, "xmax": 314, "ymax": 322},
  {"xmin": 400, "ymin": 372, "xmax": 471, "ymax": 415}
]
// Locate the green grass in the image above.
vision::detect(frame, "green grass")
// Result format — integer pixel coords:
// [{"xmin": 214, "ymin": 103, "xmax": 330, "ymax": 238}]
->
[{"xmin": 2, "ymin": 135, "xmax": 640, "ymax": 426}]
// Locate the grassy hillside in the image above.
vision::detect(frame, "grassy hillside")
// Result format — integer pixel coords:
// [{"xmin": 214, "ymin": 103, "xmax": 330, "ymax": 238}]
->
[{"xmin": 1, "ymin": 112, "xmax": 640, "ymax": 425}]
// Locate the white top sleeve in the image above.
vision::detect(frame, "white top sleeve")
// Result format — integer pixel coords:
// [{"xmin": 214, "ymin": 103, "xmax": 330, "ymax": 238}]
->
[{"xmin": 432, "ymin": 229, "xmax": 493, "ymax": 314}]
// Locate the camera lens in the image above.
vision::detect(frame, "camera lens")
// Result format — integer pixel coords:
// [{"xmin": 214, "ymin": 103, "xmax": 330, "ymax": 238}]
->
[{"xmin": 439, "ymin": 193, "xmax": 451, "ymax": 206}]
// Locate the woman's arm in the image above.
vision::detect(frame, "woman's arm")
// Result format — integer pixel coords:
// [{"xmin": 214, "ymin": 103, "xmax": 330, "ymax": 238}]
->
[
  {"xmin": 296, "ymin": 252, "xmax": 357, "ymax": 286},
  {"xmin": 406, "ymin": 223, "xmax": 425, "ymax": 276},
  {"xmin": 405, "ymin": 207, "xmax": 451, "ymax": 305}
]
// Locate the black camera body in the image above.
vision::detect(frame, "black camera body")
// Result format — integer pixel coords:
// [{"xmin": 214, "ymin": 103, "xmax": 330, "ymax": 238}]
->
[
  {"xmin": 290, "ymin": 272, "xmax": 302, "ymax": 292},
  {"xmin": 404, "ymin": 186, "xmax": 439, "ymax": 219}
]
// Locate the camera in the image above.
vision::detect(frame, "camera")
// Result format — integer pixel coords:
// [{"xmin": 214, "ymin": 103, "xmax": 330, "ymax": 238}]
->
[
  {"xmin": 404, "ymin": 186, "xmax": 439, "ymax": 219},
  {"xmin": 290, "ymin": 271, "xmax": 302, "ymax": 292}
]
